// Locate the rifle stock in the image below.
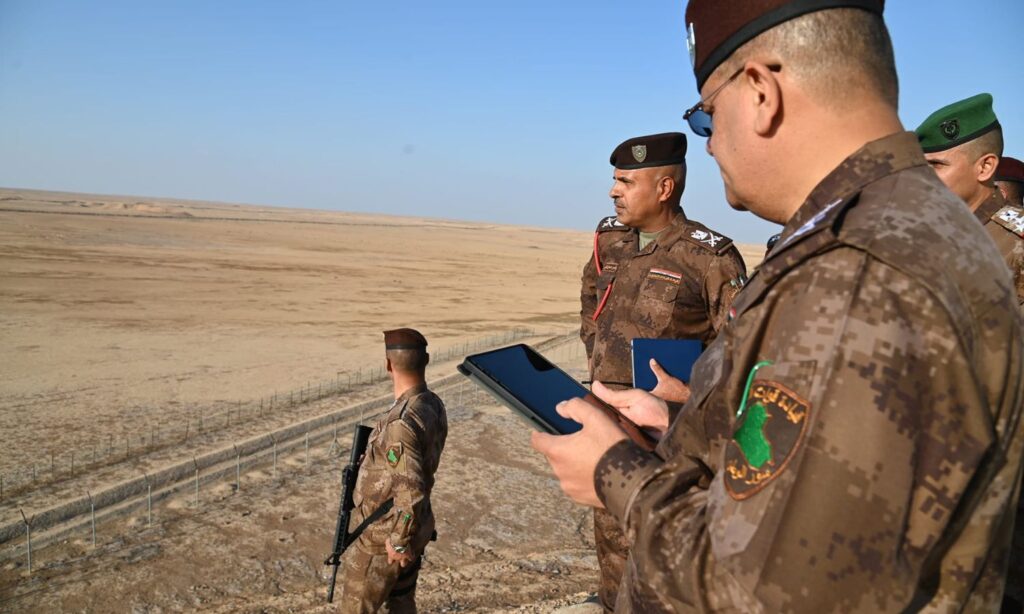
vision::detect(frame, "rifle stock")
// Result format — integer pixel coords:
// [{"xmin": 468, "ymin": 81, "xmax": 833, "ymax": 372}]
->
[{"xmin": 325, "ymin": 424, "xmax": 374, "ymax": 603}]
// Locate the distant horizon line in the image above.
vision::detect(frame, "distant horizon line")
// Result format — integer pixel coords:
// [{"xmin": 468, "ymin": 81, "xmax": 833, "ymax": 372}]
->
[{"xmin": 0, "ymin": 184, "xmax": 600, "ymax": 235}]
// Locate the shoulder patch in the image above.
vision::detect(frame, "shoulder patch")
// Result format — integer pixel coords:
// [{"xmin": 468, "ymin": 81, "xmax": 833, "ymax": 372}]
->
[
  {"xmin": 386, "ymin": 442, "xmax": 403, "ymax": 467},
  {"xmin": 992, "ymin": 206, "xmax": 1024, "ymax": 238},
  {"xmin": 725, "ymin": 376, "xmax": 810, "ymax": 500},
  {"xmin": 682, "ymin": 222, "xmax": 734, "ymax": 254},
  {"xmin": 596, "ymin": 216, "xmax": 629, "ymax": 233}
]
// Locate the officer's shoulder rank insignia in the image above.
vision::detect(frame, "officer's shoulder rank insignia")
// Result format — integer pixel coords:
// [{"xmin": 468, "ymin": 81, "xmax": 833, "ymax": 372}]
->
[
  {"xmin": 385, "ymin": 443, "xmax": 403, "ymax": 467},
  {"xmin": 993, "ymin": 205, "xmax": 1024, "ymax": 238},
  {"xmin": 596, "ymin": 216, "xmax": 628, "ymax": 232},
  {"xmin": 683, "ymin": 223, "xmax": 733, "ymax": 253},
  {"xmin": 725, "ymin": 362, "xmax": 811, "ymax": 500}
]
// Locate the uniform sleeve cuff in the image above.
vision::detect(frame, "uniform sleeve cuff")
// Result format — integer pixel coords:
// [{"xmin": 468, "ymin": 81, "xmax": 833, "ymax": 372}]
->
[{"xmin": 595, "ymin": 439, "xmax": 661, "ymax": 526}]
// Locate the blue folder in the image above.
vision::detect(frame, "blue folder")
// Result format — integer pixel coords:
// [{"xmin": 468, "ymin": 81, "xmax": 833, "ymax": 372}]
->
[{"xmin": 631, "ymin": 338, "xmax": 704, "ymax": 391}]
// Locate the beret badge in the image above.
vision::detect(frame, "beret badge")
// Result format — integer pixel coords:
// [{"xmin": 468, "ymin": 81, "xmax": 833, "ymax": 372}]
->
[
  {"xmin": 941, "ymin": 119, "xmax": 960, "ymax": 140},
  {"xmin": 632, "ymin": 145, "xmax": 647, "ymax": 163},
  {"xmin": 686, "ymin": 22, "xmax": 697, "ymax": 68}
]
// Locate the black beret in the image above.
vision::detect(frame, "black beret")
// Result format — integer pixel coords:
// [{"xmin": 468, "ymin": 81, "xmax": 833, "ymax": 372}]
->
[
  {"xmin": 383, "ymin": 328, "xmax": 428, "ymax": 350},
  {"xmin": 685, "ymin": 0, "xmax": 885, "ymax": 90},
  {"xmin": 610, "ymin": 132, "xmax": 687, "ymax": 170}
]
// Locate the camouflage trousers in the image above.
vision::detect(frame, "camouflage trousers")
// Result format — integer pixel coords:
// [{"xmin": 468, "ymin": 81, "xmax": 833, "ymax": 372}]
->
[
  {"xmin": 337, "ymin": 544, "xmax": 422, "ymax": 614},
  {"xmin": 594, "ymin": 507, "xmax": 629, "ymax": 613}
]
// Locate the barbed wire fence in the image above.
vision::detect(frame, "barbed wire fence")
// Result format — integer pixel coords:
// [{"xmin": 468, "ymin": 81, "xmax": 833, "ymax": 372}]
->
[
  {"xmin": 0, "ymin": 329, "xmax": 585, "ymax": 576},
  {"xmin": 0, "ymin": 327, "xmax": 548, "ymax": 503}
]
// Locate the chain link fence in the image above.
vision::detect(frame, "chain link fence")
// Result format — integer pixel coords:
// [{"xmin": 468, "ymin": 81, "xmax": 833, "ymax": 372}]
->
[
  {"xmin": 0, "ymin": 327, "xmax": 539, "ymax": 502},
  {"xmin": 0, "ymin": 329, "xmax": 585, "ymax": 574}
]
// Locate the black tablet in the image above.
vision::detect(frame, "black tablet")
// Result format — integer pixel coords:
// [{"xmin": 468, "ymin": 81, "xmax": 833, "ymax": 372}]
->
[{"xmin": 458, "ymin": 344, "xmax": 657, "ymax": 451}]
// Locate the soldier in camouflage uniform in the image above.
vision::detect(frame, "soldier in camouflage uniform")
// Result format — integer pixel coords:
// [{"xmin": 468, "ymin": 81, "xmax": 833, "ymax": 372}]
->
[
  {"xmin": 916, "ymin": 94, "xmax": 1024, "ymax": 305},
  {"xmin": 580, "ymin": 132, "xmax": 747, "ymax": 611},
  {"xmin": 337, "ymin": 328, "xmax": 447, "ymax": 614},
  {"xmin": 534, "ymin": 2, "xmax": 1024, "ymax": 612}
]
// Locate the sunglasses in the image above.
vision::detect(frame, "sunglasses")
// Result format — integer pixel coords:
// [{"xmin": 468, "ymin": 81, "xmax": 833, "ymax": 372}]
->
[{"xmin": 682, "ymin": 65, "xmax": 781, "ymax": 137}]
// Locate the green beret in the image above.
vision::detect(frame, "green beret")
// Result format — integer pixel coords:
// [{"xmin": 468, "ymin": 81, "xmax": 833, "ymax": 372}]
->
[
  {"xmin": 610, "ymin": 132, "xmax": 687, "ymax": 170},
  {"xmin": 383, "ymin": 328, "xmax": 427, "ymax": 350},
  {"xmin": 915, "ymin": 93, "xmax": 1000, "ymax": 154},
  {"xmin": 684, "ymin": 0, "xmax": 884, "ymax": 90}
]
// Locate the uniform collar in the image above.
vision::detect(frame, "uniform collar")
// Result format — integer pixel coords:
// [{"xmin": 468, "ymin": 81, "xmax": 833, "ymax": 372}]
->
[
  {"xmin": 974, "ymin": 188, "xmax": 1007, "ymax": 223},
  {"xmin": 394, "ymin": 382, "xmax": 427, "ymax": 406},
  {"xmin": 734, "ymin": 132, "xmax": 927, "ymax": 317},
  {"xmin": 635, "ymin": 210, "xmax": 686, "ymax": 255},
  {"xmin": 768, "ymin": 132, "xmax": 926, "ymax": 258}
]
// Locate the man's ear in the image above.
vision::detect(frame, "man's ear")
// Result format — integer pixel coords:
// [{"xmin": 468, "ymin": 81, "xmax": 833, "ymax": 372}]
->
[
  {"xmin": 975, "ymin": 152, "xmax": 999, "ymax": 184},
  {"xmin": 657, "ymin": 176, "xmax": 675, "ymax": 204},
  {"xmin": 745, "ymin": 62, "xmax": 782, "ymax": 137}
]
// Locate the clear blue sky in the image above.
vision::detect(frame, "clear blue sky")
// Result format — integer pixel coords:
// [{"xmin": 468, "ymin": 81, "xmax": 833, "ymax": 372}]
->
[{"xmin": 1, "ymin": 1, "xmax": 1022, "ymax": 243}]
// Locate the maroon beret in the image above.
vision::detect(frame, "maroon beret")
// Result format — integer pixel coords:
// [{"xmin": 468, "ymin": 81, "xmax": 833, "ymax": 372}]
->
[
  {"xmin": 685, "ymin": 0, "xmax": 885, "ymax": 90},
  {"xmin": 996, "ymin": 157, "xmax": 1024, "ymax": 183},
  {"xmin": 610, "ymin": 132, "xmax": 687, "ymax": 170},
  {"xmin": 383, "ymin": 328, "xmax": 428, "ymax": 350}
]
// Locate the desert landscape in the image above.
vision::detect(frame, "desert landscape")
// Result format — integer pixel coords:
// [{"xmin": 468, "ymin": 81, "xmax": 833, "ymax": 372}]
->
[{"xmin": 0, "ymin": 187, "xmax": 763, "ymax": 611}]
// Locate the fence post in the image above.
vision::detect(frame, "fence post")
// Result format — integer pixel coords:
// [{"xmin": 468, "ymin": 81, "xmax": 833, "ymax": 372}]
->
[
  {"xmin": 88, "ymin": 491, "xmax": 96, "ymax": 546},
  {"xmin": 305, "ymin": 432, "xmax": 310, "ymax": 467},
  {"xmin": 126, "ymin": 436, "xmax": 130, "ymax": 459},
  {"xmin": 145, "ymin": 474, "xmax": 152, "ymax": 526},
  {"xmin": 1, "ymin": 474, "xmax": 3, "ymax": 500},
  {"xmin": 273, "ymin": 437, "xmax": 278, "ymax": 476},
  {"xmin": 50, "ymin": 450, "xmax": 54, "ymax": 474},
  {"xmin": 193, "ymin": 457, "xmax": 199, "ymax": 507},
  {"xmin": 20, "ymin": 510, "xmax": 32, "ymax": 573},
  {"xmin": 235, "ymin": 445, "xmax": 241, "ymax": 492},
  {"xmin": 184, "ymin": 420, "xmax": 190, "ymax": 442}
]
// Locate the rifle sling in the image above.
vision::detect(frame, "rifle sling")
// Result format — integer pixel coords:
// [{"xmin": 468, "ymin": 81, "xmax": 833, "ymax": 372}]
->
[{"xmin": 345, "ymin": 498, "xmax": 395, "ymax": 547}]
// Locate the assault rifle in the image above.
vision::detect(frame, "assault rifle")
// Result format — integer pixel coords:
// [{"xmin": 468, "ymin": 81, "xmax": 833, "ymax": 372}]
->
[{"xmin": 324, "ymin": 424, "xmax": 394, "ymax": 603}]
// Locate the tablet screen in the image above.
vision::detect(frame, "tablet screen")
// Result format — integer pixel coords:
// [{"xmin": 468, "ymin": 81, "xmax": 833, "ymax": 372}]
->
[{"xmin": 466, "ymin": 344, "xmax": 585, "ymax": 434}]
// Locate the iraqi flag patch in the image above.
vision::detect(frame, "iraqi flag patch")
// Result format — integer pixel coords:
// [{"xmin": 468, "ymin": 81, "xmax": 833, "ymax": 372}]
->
[{"xmin": 648, "ymin": 268, "xmax": 682, "ymax": 285}]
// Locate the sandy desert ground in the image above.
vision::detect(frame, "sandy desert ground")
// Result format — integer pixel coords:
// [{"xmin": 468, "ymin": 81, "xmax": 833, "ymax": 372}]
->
[{"xmin": 0, "ymin": 187, "xmax": 765, "ymax": 611}]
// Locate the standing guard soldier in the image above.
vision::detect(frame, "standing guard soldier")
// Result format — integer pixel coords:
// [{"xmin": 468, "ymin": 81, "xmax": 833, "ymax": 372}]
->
[
  {"xmin": 337, "ymin": 328, "xmax": 447, "ymax": 613},
  {"xmin": 916, "ymin": 94, "xmax": 1024, "ymax": 304},
  {"xmin": 535, "ymin": 1, "xmax": 1024, "ymax": 612},
  {"xmin": 580, "ymin": 132, "xmax": 747, "ymax": 611}
]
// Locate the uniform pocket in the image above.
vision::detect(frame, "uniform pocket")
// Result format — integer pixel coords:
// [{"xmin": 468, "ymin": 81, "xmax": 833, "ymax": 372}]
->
[
  {"xmin": 631, "ymin": 273, "xmax": 681, "ymax": 331},
  {"xmin": 595, "ymin": 270, "xmax": 616, "ymax": 303}
]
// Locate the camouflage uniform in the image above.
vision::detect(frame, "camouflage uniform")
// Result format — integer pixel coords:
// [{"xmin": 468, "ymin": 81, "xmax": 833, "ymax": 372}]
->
[
  {"xmin": 580, "ymin": 211, "xmax": 747, "ymax": 610},
  {"xmin": 594, "ymin": 132, "xmax": 1024, "ymax": 612},
  {"xmin": 975, "ymin": 188, "xmax": 1024, "ymax": 305},
  {"xmin": 338, "ymin": 383, "xmax": 447, "ymax": 613}
]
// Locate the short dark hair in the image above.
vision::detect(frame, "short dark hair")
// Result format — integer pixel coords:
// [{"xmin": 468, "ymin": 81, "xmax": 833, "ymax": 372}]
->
[
  {"xmin": 963, "ymin": 127, "xmax": 1004, "ymax": 161},
  {"xmin": 718, "ymin": 8, "xmax": 898, "ymax": 110},
  {"xmin": 387, "ymin": 348, "xmax": 429, "ymax": 373}
]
